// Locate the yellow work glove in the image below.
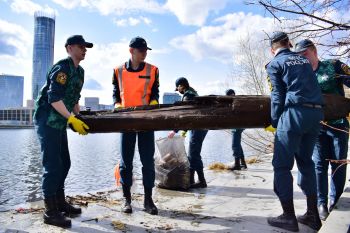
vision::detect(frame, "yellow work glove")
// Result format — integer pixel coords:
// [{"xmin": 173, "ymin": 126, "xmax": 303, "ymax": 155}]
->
[
  {"xmin": 149, "ymin": 100, "xmax": 158, "ymax": 105},
  {"xmin": 265, "ymin": 125, "xmax": 276, "ymax": 133},
  {"xmin": 114, "ymin": 103, "xmax": 123, "ymax": 110},
  {"xmin": 180, "ymin": 130, "xmax": 187, "ymax": 137},
  {"xmin": 67, "ymin": 115, "xmax": 89, "ymax": 135}
]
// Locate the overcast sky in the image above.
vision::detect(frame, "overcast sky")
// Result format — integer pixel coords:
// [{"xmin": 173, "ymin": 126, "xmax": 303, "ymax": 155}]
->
[{"xmin": 1, "ymin": 0, "xmax": 345, "ymax": 105}]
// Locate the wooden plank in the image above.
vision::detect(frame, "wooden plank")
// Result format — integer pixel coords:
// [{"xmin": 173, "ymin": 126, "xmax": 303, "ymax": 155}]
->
[{"xmin": 78, "ymin": 94, "xmax": 350, "ymax": 133}]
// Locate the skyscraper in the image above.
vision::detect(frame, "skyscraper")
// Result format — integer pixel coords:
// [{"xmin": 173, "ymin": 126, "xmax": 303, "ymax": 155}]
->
[
  {"xmin": 32, "ymin": 11, "xmax": 55, "ymax": 100},
  {"xmin": 0, "ymin": 74, "xmax": 24, "ymax": 109}
]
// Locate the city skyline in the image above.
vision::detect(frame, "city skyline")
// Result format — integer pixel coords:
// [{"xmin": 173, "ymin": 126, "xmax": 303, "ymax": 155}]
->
[
  {"xmin": 0, "ymin": 0, "xmax": 346, "ymax": 105},
  {"xmin": 0, "ymin": 0, "xmax": 273, "ymax": 106}
]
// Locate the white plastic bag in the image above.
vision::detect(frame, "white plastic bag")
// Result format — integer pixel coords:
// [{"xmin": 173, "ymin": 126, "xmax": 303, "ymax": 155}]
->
[{"xmin": 155, "ymin": 136, "xmax": 190, "ymax": 190}]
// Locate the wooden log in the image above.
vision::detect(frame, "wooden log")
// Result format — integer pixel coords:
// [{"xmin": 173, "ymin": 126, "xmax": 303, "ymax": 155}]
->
[{"xmin": 78, "ymin": 94, "xmax": 350, "ymax": 133}]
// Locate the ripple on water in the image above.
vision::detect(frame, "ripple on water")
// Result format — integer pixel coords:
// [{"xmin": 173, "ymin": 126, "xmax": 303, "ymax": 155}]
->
[{"xmin": 0, "ymin": 129, "xmax": 257, "ymax": 211}]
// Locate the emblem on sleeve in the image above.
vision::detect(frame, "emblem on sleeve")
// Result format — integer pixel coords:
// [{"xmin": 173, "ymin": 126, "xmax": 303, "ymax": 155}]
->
[
  {"xmin": 341, "ymin": 64, "xmax": 350, "ymax": 75},
  {"xmin": 56, "ymin": 72, "xmax": 67, "ymax": 85}
]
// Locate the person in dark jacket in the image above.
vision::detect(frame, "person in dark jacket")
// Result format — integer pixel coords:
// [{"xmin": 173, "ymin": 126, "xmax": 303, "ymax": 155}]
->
[
  {"xmin": 168, "ymin": 77, "xmax": 208, "ymax": 188},
  {"xmin": 265, "ymin": 32, "xmax": 324, "ymax": 232},
  {"xmin": 295, "ymin": 39, "xmax": 350, "ymax": 220},
  {"xmin": 225, "ymin": 89, "xmax": 247, "ymax": 170}
]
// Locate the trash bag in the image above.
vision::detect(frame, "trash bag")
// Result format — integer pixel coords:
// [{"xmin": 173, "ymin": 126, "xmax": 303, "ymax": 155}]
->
[{"xmin": 155, "ymin": 136, "xmax": 190, "ymax": 190}]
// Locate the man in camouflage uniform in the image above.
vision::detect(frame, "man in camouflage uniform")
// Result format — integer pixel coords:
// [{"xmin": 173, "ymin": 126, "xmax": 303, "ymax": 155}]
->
[
  {"xmin": 34, "ymin": 35, "xmax": 92, "ymax": 228},
  {"xmin": 296, "ymin": 39, "xmax": 350, "ymax": 220}
]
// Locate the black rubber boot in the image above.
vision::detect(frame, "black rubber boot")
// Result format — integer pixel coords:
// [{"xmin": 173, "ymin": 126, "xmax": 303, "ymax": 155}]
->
[
  {"xmin": 318, "ymin": 204, "xmax": 329, "ymax": 221},
  {"xmin": 122, "ymin": 185, "xmax": 132, "ymax": 213},
  {"xmin": 144, "ymin": 188, "xmax": 158, "ymax": 215},
  {"xmin": 240, "ymin": 158, "xmax": 247, "ymax": 169},
  {"xmin": 231, "ymin": 158, "xmax": 241, "ymax": 170},
  {"xmin": 190, "ymin": 169, "xmax": 195, "ymax": 185},
  {"xmin": 43, "ymin": 196, "xmax": 71, "ymax": 228},
  {"xmin": 329, "ymin": 200, "xmax": 336, "ymax": 212},
  {"xmin": 267, "ymin": 199, "xmax": 299, "ymax": 232},
  {"xmin": 297, "ymin": 195, "xmax": 322, "ymax": 231},
  {"xmin": 190, "ymin": 169, "xmax": 207, "ymax": 188},
  {"xmin": 56, "ymin": 191, "xmax": 82, "ymax": 216}
]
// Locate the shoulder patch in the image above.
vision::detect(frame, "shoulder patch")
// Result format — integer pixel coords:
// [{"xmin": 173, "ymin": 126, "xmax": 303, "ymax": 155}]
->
[
  {"xmin": 341, "ymin": 63, "xmax": 350, "ymax": 75},
  {"xmin": 56, "ymin": 72, "xmax": 67, "ymax": 85}
]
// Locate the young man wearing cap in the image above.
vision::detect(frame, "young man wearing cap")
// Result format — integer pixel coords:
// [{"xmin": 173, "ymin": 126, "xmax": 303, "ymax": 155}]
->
[
  {"xmin": 295, "ymin": 39, "xmax": 350, "ymax": 220},
  {"xmin": 112, "ymin": 36, "xmax": 159, "ymax": 215},
  {"xmin": 265, "ymin": 32, "xmax": 324, "ymax": 232},
  {"xmin": 33, "ymin": 35, "xmax": 93, "ymax": 228},
  {"xmin": 225, "ymin": 89, "xmax": 247, "ymax": 170},
  {"xmin": 168, "ymin": 77, "xmax": 208, "ymax": 188}
]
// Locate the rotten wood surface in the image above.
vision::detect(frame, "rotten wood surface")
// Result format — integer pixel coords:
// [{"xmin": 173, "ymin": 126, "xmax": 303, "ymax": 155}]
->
[{"xmin": 78, "ymin": 94, "xmax": 350, "ymax": 133}]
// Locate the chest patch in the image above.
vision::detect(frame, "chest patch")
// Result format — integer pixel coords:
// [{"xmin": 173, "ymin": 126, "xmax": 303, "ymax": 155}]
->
[{"xmin": 139, "ymin": 75, "xmax": 150, "ymax": 79}]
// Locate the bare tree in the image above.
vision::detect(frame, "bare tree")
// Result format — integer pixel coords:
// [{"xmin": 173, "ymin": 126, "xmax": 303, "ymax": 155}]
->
[
  {"xmin": 246, "ymin": 0, "xmax": 350, "ymax": 58},
  {"xmin": 226, "ymin": 34, "xmax": 274, "ymax": 156},
  {"xmin": 230, "ymin": 35, "xmax": 271, "ymax": 95}
]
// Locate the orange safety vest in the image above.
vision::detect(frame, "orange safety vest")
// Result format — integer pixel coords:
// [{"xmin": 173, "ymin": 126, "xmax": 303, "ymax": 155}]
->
[{"xmin": 114, "ymin": 62, "xmax": 157, "ymax": 107}]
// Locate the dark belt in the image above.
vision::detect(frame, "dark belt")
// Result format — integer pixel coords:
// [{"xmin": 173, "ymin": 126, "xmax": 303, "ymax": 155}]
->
[{"xmin": 301, "ymin": 103, "xmax": 322, "ymax": 109}]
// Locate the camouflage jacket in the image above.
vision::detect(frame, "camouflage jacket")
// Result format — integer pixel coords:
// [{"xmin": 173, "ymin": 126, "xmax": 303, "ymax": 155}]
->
[
  {"xmin": 316, "ymin": 59, "xmax": 350, "ymax": 124},
  {"xmin": 33, "ymin": 57, "xmax": 84, "ymax": 129}
]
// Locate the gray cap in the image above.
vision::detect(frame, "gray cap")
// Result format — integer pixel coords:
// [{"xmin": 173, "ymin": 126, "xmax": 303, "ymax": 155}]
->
[{"xmin": 295, "ymin": 39, "xmax": 315, "ymax": 53}]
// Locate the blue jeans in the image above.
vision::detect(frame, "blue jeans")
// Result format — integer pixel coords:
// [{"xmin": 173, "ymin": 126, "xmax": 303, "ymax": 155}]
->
[
  {"xmin": 273, "ymin": 106, "xmax": 323, "ymax": 202},
  {"xmin": 313, "ymin": 120, "xmax": 349, "ymax": 206},
  {"xmin": 188, "ymin": 130, "xmax": 208, "ymax": 171},
  {"xmin": 35, "ymin": 118, "xmax": 70, "ymax": 198},
  {"xmin": 119, "ymin": 131, "xmax": 155, "ymax": 189},
  {"xmin": 232, "ymin": 129, "xmax": 244, "ymax": 159}
]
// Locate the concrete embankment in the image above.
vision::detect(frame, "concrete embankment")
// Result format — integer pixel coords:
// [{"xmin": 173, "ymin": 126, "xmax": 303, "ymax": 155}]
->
[{"xmin": 0, "ymin": 153, "xmax": 348, "ymax": 233}]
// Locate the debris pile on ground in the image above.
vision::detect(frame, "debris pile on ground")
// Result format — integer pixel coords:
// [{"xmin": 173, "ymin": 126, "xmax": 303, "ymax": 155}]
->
[
  {"xmin": 246, "ymin": 156, "xmax": 262, "ymax": 164},
  {"xmin": 14, "ymin": 207, "xmax": 44, "ymax": 214},
  {"xmin": 67, "ymin": 189, "xmax": 121, "ymax": 207},
  {"xmin": 111, "ymin": 220, "xmax": 128, "ymax": 232},
  {"xmin": 208, "ymin": 162, "xmax": 230, "ymax": 170}
]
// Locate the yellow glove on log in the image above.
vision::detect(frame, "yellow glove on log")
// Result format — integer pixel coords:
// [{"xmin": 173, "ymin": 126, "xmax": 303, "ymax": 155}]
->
[
  {"xmin": 149, "ymin": 100, "xmax": 158, "ymax": 105},
  {"xmin": 68, "ymin": 115, "xmax": 89, "ymax": 135},
  {"xmin": 265, "ymin": 125, "xmax": 276, "ymax": 133},
  {"xmin": 180, "ymin": 130, "xmax": 187, "ymax": 137},
  {"xmin": 114, "ymin": 103, "xmax": 123, "ymax": 110}
]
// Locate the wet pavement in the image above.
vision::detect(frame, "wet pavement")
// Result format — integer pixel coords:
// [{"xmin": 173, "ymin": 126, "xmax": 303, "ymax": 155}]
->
[{"xmin": 0, "ymin": 154, "xmax": 348, "ymax": 233}]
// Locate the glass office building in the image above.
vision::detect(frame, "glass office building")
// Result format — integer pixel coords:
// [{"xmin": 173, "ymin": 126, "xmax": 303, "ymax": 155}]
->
[
  {"xmin": 0, "ymin": 108, "xmax": 34, "ymax": 126},
  {"xmin": 163, "ymin": 92, "xmax": 181, "ymax": 104},
  {"xmin": 32, "ymin": 11, "xmax": 55, "ymax": 100},
  {"xmin": 0, "ymin": 74, "xmax": 24, "ymax": 109},
  {"xmin": 85, "ymin": 97, "xmax": 100, "ymax": 111}
]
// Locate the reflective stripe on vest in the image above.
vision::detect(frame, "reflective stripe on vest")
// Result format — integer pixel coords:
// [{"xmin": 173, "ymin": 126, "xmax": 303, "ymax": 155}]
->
[{"xmin": 115, "ymin": 63, "xmax": 156, "ymax": 107}]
